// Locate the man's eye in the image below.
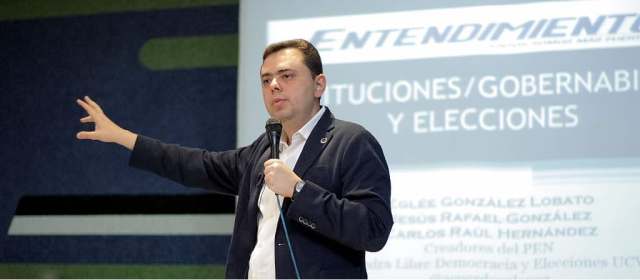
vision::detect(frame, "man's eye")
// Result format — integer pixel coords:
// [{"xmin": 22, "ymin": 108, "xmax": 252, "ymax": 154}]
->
[
  {"xmin": 262, "ymin": 79, "xmax": 270, "ymax": 85},
  {"xmin": 283, "ymin": 74, "xmax": 293, "ymax": 79}
]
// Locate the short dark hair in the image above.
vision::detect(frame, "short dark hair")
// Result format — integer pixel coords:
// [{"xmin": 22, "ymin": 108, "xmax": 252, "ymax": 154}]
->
[{"xmin": 262, "ymin": 39, "xmax": 323, "ymax": 78}]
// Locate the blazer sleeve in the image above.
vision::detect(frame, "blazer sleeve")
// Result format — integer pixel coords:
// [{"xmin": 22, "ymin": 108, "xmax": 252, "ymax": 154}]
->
[
  {"xmin": 286, "ymin": 131, "xmax": 393, "ymax": 252},
  {"xmin": 128, "ymin": 135, "xmax": 248, "ymax": 196}
]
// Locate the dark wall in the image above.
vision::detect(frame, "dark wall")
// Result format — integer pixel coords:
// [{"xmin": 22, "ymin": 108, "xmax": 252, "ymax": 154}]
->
[{"xmin": 0, "ymin": 3, "xmax": 238, "ymax": 264}]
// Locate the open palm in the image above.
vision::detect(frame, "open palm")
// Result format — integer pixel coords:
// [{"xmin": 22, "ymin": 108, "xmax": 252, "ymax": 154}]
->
[{"xmin": 76, "ymin": 96, "xmax": 137, "ymax": 150}]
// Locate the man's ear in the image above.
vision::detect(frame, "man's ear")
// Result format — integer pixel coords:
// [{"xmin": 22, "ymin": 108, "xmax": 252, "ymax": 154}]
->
[{"xmin": 314, "ymin": 74, "xmax": 326, "ymax": 98}]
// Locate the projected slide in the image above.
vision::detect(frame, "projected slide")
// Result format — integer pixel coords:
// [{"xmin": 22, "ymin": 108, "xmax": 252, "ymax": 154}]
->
[{"xmin": 239, "ymin": 0, "xmax": 640, "ymax": 278}]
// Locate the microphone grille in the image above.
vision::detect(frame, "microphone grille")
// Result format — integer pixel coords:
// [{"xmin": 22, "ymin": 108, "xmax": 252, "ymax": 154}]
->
[
  {"xmin": 265, "ymin": 118, "xmax": 282, "ymax": 132},
  {"xmin": 266, "ymin": 118, "xmax": 281, "ymax": 126}
]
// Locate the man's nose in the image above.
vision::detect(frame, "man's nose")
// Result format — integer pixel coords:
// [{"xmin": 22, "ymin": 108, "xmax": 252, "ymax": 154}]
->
[{"xmin": 269, "ymin": 77, "xmax": 281, "ymax": 91}]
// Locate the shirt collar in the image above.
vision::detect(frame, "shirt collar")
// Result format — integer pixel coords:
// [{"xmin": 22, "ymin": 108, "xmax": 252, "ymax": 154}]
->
[{"xmin": 280, "ymin": 106, "xmax": 326, "ymax": 146}]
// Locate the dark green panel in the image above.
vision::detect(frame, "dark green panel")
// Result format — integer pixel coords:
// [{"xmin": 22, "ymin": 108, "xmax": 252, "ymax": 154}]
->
[
  {"xmin": 0, "ymin": 0, "xmax": 238, "ymax": 22},
  {"xmin": 0, "ymin": 264, "xmax": 225, "ymax": 278},
  {"xmin": 140, "ymin": 34, "xmax": 239, "ymax": 70}
]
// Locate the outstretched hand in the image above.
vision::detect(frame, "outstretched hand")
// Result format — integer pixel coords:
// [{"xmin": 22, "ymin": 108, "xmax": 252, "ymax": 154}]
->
[{"xmin": 76, "ymin": 96, "xmax": 137, "ymax": 150}]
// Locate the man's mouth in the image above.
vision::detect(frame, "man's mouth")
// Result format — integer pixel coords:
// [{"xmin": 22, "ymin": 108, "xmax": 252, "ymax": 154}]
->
[{"xmin": 273, "ymin": 98, "xmax": 286, "ymax": 105}]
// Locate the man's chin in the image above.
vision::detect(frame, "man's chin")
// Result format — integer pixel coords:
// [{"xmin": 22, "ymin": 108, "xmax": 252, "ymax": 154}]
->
[{"xmin": 268, "ymin": 110, "xmax": 290, "ymax": 121}]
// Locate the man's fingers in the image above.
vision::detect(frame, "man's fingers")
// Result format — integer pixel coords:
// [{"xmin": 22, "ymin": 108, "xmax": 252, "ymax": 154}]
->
[
  {"xmin": 264, "ymin": 159, "xmax": 282, "ymax": 167},
  {"xmin": 76, "ymin": 131, "xmax": 97, "ymax": 140},
  {"xmin": 76, "ymin": 99, "xmax": 96, "ymax": 116},
  {"xmin": 80, "ymin": 116, "xmax": 94, "ymax": 123},
  {"xmin": 84, "ymin": 96, "xmax": 103, "ymax": 113}
]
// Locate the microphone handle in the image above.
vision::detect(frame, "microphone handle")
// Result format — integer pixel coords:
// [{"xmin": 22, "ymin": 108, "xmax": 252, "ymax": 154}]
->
[{"xmin": 270, "ymin": 131, "xmax": 279, "ymax": 159}]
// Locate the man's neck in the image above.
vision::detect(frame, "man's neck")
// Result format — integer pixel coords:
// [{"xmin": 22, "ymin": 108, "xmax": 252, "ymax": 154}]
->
[{"xmin": 281, "ymin": 105, "xmax": 321, "ymax": 144}]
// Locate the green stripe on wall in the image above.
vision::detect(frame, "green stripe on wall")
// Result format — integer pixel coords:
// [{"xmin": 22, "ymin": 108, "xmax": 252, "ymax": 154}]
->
[
  {"xmin": 0, "ymin": 0, "xmax": 238, "ymax": 22},
  {"xmin": 0, "ymin": 264, "xmax": 225, "ymax": 278},
  {"xmin": 140, "ymin": 34, "xmax": 238, "ymax": 70}
]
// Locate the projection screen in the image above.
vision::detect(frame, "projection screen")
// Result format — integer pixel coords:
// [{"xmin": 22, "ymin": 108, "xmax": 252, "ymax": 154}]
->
[{"xmin": 238, "ymin": 0, "xmax": 640, "ymax": 278}]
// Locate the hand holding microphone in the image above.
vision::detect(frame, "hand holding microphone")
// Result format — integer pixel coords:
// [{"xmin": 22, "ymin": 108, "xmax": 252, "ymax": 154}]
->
[
  {"xmin": 264, "ymin": 118, "xmax": 301, "ymax": 198},
  {"xmin": 264, "ymin": 159, "xmax": 300, "ymax": 198}
]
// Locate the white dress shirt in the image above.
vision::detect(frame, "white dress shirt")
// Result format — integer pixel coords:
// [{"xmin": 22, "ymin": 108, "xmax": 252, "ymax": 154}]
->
[{"xmin": 248, "ymin": 106, "xmax": 326, "ymax": 279}]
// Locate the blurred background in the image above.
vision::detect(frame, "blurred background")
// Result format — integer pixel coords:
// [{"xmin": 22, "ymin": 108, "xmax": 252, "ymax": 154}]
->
[{"xmin": 1, "ymin": 0, "xmax": 238, "ymax": 278}]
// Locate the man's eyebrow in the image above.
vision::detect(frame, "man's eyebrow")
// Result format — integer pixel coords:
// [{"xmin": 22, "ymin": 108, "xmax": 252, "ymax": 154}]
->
[
  {"xmin": 261, "ymin": 68, "xmax": 294, "ymax": 78},
  {"xmin": 277, "ymin": 68, "xmax": 294, "ymax": 74}
]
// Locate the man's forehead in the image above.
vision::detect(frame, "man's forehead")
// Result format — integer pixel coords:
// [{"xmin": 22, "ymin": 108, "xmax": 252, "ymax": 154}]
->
[{"xmin": 260, "ymin": 48, "xmax": 304, "ymax": 75}]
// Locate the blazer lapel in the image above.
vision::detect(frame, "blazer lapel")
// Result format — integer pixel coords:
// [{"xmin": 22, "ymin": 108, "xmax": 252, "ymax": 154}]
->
[{"xmin": 293, "ymin": 108, "xmax": 335, "ymax": 177}]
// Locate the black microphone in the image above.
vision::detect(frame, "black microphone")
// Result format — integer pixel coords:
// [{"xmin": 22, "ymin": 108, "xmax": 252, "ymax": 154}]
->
[
  {"xmin": 265, "ymin": 118, "xmax": 301, "ymax": 278},
  {"xmin": 265, "ymin": 118, "xmax": 282, "ymax": 159}
]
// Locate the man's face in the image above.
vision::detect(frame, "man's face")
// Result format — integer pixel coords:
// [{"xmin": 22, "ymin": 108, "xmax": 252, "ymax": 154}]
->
[{"xmin": 260, "ymin": 48, "xmax": 325, "ymax": 126}]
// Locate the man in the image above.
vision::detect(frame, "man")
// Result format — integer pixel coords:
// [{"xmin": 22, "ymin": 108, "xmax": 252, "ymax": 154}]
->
[{"xmin": 76, "ymin": 39, "xmax": 393, "ymax": 278}]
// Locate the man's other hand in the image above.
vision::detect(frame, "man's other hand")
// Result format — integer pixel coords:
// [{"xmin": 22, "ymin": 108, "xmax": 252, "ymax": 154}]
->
[{"xmin": 76, "ymin": 96, "xmax": 137, "ymax": 150}]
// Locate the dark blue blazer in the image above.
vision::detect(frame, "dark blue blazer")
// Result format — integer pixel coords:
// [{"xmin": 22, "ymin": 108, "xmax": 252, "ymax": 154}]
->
[{"xmin": 129, "ymin": 108, "xmax": 393, "ymax": 278}]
